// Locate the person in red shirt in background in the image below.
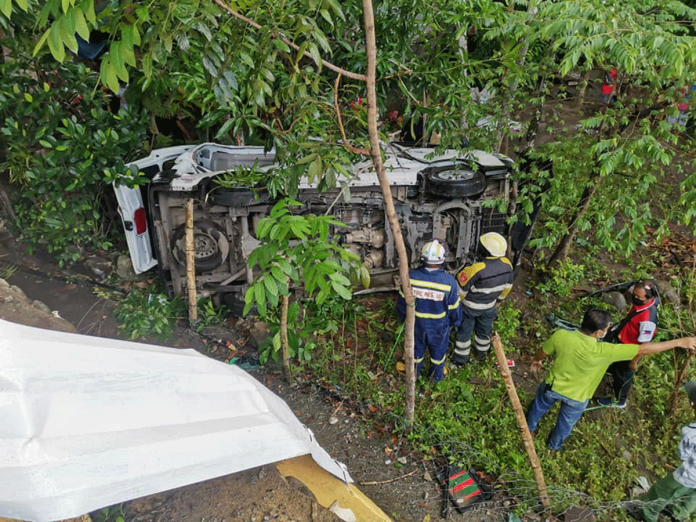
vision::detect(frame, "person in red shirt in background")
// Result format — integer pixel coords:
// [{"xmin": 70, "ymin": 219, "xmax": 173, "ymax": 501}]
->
[
  {"xmin": 601, "ymin": 68, "xmax": 618, "ymax": 104},
  {"xmin": 668, "ymin": 84, "xmax": 695, "ymax": 126},
  {"xmin": 598, "ymin": 279, "xmax": 659, "ymax": 408}
]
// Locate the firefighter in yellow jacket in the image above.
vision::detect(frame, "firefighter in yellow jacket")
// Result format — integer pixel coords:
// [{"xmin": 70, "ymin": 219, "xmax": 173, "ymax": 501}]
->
[{"xmin": 453, "ymin": 232, "xmax": 514, "ymax": 364}]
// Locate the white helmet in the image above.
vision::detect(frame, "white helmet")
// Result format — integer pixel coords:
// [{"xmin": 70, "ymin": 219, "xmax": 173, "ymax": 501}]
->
[
  {"xmin": 479, "ymin": 232, "xmax": 507, "ymax": 257},
  {"xmin": 420, "ymin": 239, "xmax": 447, "ymax": 265}
]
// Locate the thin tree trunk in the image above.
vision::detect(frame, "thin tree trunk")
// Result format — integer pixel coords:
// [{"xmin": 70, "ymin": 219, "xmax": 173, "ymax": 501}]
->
[
  {"xmin": 547, "ymin": 172, "xmax": 601, "ymax": 267},
  {"xmin": 280, "ymin": 294, "xmax": 292, "ymax": 383},
  {"xmin": 495, "ymin": 0, "xmax": 538, "ymax": 151},
  {"xmin": 667, "ymin": 353, "xmax": 693, "ymax": 416},
  {"xmin": 361, "ymin": 0, "xmax": 416, "ymax": 427},
  {"xmin": 491, "ymin": 334, "xmax": 550, "ymax": 509},
  {"xmin": 575, "ymin": 70, "xmax": 592, "ymax": 109},
  {"xmin": 185, "ymin": 199, "xmax": 198, "ymax": 323}
]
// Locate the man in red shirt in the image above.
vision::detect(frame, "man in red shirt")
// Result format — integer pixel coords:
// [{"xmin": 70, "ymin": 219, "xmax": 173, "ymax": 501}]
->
[
  {"xmin": 601, "ymin": 68, "xmax": 618, "ymax": 104},
  {"xmin": 598, "ymin": 280, "xmax": 659, "ymax": 408}
]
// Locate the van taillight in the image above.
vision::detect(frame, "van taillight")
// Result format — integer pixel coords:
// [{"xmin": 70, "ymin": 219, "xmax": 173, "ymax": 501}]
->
[{"xmin": 134, "ymin": 208, "xmax": 147, "ymax": 235}]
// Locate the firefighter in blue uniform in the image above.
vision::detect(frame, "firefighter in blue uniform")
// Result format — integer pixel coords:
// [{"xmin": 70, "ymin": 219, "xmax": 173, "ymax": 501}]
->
[
  {"xmin": 397, "ymin": 240, "xmax": 462, "ymax": 382},
  {"xmin": 454, "ymin": 232, "xmax": 514, "ymax": 364}
]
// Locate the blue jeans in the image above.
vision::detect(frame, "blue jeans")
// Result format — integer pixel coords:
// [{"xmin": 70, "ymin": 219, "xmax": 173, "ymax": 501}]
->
[{"xmin": 526, "ymin": 382, "xmax": 589, "ymax": 450}]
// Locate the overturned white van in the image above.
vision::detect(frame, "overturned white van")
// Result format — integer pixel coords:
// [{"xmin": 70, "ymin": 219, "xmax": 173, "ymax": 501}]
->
[{"xmin": 114, "ymin": 142, "xmax": 513, "ymax": 307}]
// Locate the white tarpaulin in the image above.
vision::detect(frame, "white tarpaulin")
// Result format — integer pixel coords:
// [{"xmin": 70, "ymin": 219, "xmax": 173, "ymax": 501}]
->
[{"xmin": 0, "ymin": 319, "xmax": 351, "ymax": 522}]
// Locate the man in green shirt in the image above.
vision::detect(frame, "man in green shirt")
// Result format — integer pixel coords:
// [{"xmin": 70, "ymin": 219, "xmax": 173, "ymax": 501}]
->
[{"xmin": 526, "ymin": 308, "xmax": 696, "ymax": 450}]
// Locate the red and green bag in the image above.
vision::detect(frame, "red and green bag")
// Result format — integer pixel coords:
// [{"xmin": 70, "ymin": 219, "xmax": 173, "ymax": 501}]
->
[{"xmin": 436, "ymin": 464, "xmax": 491, "ymax": 517}]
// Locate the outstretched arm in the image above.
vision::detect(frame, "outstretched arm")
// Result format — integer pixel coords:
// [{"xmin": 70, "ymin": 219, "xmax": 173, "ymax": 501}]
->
[{"xmin": 637, "ymin": 337, "xmax": 696, "ymax": 356}]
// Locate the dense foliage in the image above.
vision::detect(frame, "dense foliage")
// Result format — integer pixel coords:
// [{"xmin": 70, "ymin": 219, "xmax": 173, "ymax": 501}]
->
[
  {"xmin": 0, "ymin": 58, "xmax": 148, "ymax": 265},
  {"xmin": 2, "ymin": 0, "xmax": 696, "ymax": 263}
]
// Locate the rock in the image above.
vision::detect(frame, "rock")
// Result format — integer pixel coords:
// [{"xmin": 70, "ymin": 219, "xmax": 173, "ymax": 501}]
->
[
  {"xmin": 601, "ymin": 291, "xmax": 627, "ymax": 311},
  {"xmin": 115, "ymin": 255, "xmax": 138, "ymax": 281},
  {"xmin": 0, "ymin": 278, "xmax": 10, "ymax": 289},
  {"xmin": 622, "ymin": 450, "xmax": 633, "ymax": 461},
  {"xmin": 329, "ymin": 416, "xmax": 339, "ymax": 425},
  {"xmin": 249, "ymin": 320, "xmax": 270, "ymax": 345},
  {"xmin": 563, "ymin": 506, "xmax": 595, "ymax": 522},
  {"xmin": 656, "ymin": 279, "xmax": 680, "ymax": 305},
  {"xmin": 630, "ymin": 486, "xmax": 646, "ymax": 499},
  {"xmin": 32, "ymin": 300, "xmax": 52, "ymax": 315},
  {"xmin": 329, "ymin": 501, "xmax": 357, "ymax": 522},
  {"xmin": 9, "ymin": 285, "xmax": 26, "ymax": 300},
  {"xmin": 84, "ymin": 255, "xmax": 113, "ymax": 281}
]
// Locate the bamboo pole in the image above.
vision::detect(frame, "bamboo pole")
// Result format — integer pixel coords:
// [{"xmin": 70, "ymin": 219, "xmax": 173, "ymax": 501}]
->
[
  {"xmin": 361, "ymin": 0, "xmax": 416, "ymax": 426},
  {"xmin": 280, "ymin": 294, "xmax": 292, "ymax": 382},
  {"xmin": 185, "ymin": 199, "xmax": 198, "ymax": 323},
  {"xmin": 491, "ymin": 333, "xmax": 550, "ymax": 509}
]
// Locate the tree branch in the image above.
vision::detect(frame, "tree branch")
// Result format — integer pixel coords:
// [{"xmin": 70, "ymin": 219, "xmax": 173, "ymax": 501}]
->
[
  {"xmin": 333, "ymin": 73, "xmax": 370, "ymax": 155},
  {"xmin": 213, "ymin": 0, "xmax": 367, "ymax": 82}
]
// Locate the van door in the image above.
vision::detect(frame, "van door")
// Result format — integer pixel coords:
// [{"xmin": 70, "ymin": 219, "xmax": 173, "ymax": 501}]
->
[{"xmin": 115, "ymin": 146, "xmax": 193, "ymax": 274}]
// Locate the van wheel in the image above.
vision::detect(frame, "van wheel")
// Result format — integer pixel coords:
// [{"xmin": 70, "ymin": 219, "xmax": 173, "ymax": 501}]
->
[
  {"xmin": 426, "ymin": 167, "xmax": 485, "ymax": 198},
  {"xmin": 171, "ymin": 220, "xmax": 230, "ymax": 273}
]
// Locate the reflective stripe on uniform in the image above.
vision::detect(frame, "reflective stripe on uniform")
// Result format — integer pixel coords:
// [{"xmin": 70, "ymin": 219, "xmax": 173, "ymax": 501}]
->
[
  {"xmin": 415, "ymin": 356, "xmax": 424, "ymax": 363},
  {"xmin": 456, "ymin": 340, "xmax": 471, "ymax": 349},
  {"xmin": 415, "ymin": 310, "xmax": 447, "ymax": 319},
  {"xmin": 431, "ymin": 355, "xmax": 447, "ymax": 364},
  {"xmin": 475, "ymin": 335, "xmax": 490, "ymax": 346},
  {"xmin": 454, "ymin": 346, "xmax": 471, "ymax": 356},
  {"xmin": 410, "ymin": 279, "xmax": 452, "ymax": 292},
  {"xmin": 470, "ymin": 283, "xmax": 513, "ymax": 294},
  {"xmin": 462, "ymin": 299, "xmax": 497, "ymax": 310},
  {"xmin": 448, "ymin": 297, "xmax": 461, "ymax": 310}
]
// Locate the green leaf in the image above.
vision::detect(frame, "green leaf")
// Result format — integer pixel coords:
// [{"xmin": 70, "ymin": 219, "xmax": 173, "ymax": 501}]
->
[
  {"xmin": 1, "ymin": 0, "xmax": 13, "ymax": 17},
  {"xmin": 254, "ymin": 283, "xmax": 266, "ymax": 313},
  {"xmin": 101, "ymin": 57, "xmax": 120, "ymax": 93},
  {"xmin": 319, "ymin": 9, "xmax": 332, "ymax": 25},
  {"xmin": 132, "ymin": 24, "xmax": 141, "ymax": 46},
  {"xmin": 121, "ymin": 25, "xmax": 134, "ymax": 52},
  {"xmin": 47, "ymin": 24, "xmax": 66, "ymax": 62},
  {"xmin": 308, "ymin": 43, "xmax": 322, "ymax": 71},
  {"xmin": 360, "ymin": 265, "xmax": 370, "ymax": 289},
  {"xmin": 331, "ymin": 281, "xmax": 352, "ymax": 300},
  {"xmin": 74, "ymin": 7, "xmax": 90, "ymax": 40},
  {"xmin": 329, "ymin": 272, "xmax": 351, "ymax": 286},
  {"xmin": 297, "ymin": 153, "xmax": 318, "ymax": 165},
  {"xmin": 82, "ymin": 0, "xmax": 96, "ymax": 24},
  {"xmin": 271, "ymin": 265, "xmax": 285, "ymax": 283},
  {"xmin": 110, "ymin": 41, "xmax": 129, "ymax": 82},
  {"xmin": 214, "ymin": 118, "xmax": 236, "ymax": 139},
  {"xmin": 263, "ymin": 276, "xmax": 278, "ymax": 297},
  {"xmin": 308, "ymin": 156, "xmax": 322, "ymax": 183},
  {"xmin": 24, "ymin": 93, "xmax": 33, "ymax": 103},
  {"xmin": 288, "ymin": 301, "xmax": 299, "ymax": 322},
  {"xmin": 239, "ymin": 52, "xmax": 254, "ymax": 68},
  {"xmin": 274, "ymin": 39, "xmax": 291, "ymax": 53}
]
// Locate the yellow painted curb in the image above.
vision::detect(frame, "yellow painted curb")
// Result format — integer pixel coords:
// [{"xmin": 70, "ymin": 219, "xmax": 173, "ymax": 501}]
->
[{"xmin": 276, "ymin": 455, "xmax": 392, "ymax": 522}]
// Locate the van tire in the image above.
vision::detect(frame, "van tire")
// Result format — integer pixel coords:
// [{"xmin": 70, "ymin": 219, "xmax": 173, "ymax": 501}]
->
[
  {"xmin": 426, "ymin": 168, "xmax": 485, "ymax": 198},
  {"xmin": 170, "ymin": 220, "xmax": 230, "ymax": 273}
]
